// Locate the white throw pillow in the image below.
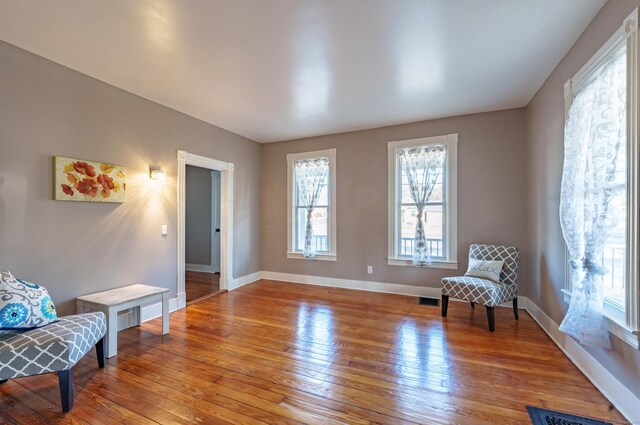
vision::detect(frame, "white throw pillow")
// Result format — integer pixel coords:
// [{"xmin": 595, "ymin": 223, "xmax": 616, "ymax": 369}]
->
[{"xmin": 465, "ymin": 259, "xmax": 504, "ymax": 283}]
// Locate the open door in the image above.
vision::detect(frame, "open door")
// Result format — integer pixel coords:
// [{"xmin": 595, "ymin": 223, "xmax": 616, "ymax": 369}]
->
[{"xmin": 177, "ymin": 150, "xmax": 234, "ymax": 310}]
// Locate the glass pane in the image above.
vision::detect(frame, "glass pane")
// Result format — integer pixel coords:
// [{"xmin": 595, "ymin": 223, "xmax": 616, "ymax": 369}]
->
[
  {"xmin": 296, "ymin": 207, "xmax": 329, "ymax": 252},
  {"xmin": 295, "ymin": 164, "xmax": 330, "ymax": 207},
  {"xmin": 601, "ymin": 152, "xmax": 627, "ymax": 309},
  {"xmin": 399, "ymin": 205, "xmax": 444, "ymax": 257},
  {"xmin": 317, "ymin": 181, "xmax": 329, "ymax": 206},
  {"xmin": 399, "ymin": 154, "xmax": 445, "ymax": 204}
]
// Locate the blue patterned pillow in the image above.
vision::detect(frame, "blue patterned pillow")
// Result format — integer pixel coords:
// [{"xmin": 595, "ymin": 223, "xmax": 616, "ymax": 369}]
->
[{"xmin": 0, "ymin": 276, "xmax": 58, "ymax": 330}]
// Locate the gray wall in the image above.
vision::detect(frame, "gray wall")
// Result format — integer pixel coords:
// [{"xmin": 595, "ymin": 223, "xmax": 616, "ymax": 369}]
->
[
  {"xmin": 525, "ymin": 0, "xmax": 640, "ymax": 398},
  {"xmin": 261, "ymin": 108, "xmax": 529, "ymax": 289},
  {"xmin": 0, "ymin": 40, "xmax": 261, "ymax": 315},
  {"xmin": 185, "ymin": 165, "xmax": 213, "ymax": 266}
]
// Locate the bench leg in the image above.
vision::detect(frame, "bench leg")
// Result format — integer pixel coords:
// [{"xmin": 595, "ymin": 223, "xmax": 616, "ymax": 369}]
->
[
  {"xmin": 58, "ymin": 368, "xmax": 74, "ymax": 413},
  {"xmin": 96, "ymin": 337, "xmax": 106, "ymax": 369},
  {"xmin": 162, "ymin": 292, "xmax": 170, "ymax": 335},
  {"xmin": 107, "ymin": 306, "xmax": 118, "ymax": 358}
]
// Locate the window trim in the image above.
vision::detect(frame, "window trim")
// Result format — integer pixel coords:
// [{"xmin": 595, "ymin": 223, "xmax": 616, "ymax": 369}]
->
[
  {"xmin": 286, "ymin": 148, "xmax": 337, "ymax": 261},
  {"xmin": 387, "ymin": 134, "xmax": 458, "ymax": 268},
  {"xmin": 562, "ymin": 8, "xmax": 640, "ymax": 350}
]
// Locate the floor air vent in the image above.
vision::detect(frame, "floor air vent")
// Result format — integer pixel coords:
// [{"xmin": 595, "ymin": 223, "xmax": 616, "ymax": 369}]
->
[
  {"xmin": 526, "ymin": 406, "xmax": 613, "ymax": 425},
  {"xmin": 418, "ymin": 297, "xmax": 439, "ymax": 306}
]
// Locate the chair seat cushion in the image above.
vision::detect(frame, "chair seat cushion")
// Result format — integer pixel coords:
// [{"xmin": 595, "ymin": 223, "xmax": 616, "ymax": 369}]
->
[
  {"xmin": 0, "ymin": 312, "xmax": 106, "ymax": 380},
  {"xmin": 441, "ymin": 276, "xmax": 516, "ymax": 307}
]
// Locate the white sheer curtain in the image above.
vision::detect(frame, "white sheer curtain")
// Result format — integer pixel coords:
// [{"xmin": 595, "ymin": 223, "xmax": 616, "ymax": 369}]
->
[
  {"xmin": 295, "ymin": 158, "xmax": 329, "ymax": 258},
  {"xmin": 399, "ymin": 145, "xmax": 446, "ymax": 265},
  {"xmin": 559, "ymin": 49, "xmax": 627, "ymax": 349}
]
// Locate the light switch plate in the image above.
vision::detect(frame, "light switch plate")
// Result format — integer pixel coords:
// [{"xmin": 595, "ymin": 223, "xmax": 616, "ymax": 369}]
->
[{"xmin": 162, "ymin": 224, "xmax": 168, "ymax": 236}]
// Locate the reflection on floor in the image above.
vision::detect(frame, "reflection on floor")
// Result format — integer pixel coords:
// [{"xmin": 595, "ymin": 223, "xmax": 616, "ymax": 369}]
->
[
  {"xmin": 185, "ymin": 270, "xmax": 221, "ymax": 305},
  {"xmin": 0, "ymin": 280, "xmax": 626, "ymax": 424}
]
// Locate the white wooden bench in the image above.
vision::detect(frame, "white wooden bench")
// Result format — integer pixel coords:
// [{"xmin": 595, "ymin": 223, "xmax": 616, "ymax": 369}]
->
[{"xmin": 76, "ymin": 284, "xmax": 170, "ymax": 358}]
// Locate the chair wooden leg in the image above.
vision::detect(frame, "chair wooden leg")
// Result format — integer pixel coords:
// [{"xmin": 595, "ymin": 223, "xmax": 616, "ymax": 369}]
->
[
  {"xmin": 96, "ymin": 337, "xmax": 106, "ymax": 369},
  {"xmin": 441, "ymin": 295, "xmax": 449, "ymax": 317},
  {"xmin": 58, "ymin": 368, "xmax": 74, "ymax": 413},
  {"xmin": 470, "ymin": 302, "xmax": 475, "ymax": 308},
  {"xmin": 486, "ymin": 306, "xmax": 495, "ymax": 332},
  {"xmin": 513, "ymin": 298, "xmax": 519, "ymax": 320}
]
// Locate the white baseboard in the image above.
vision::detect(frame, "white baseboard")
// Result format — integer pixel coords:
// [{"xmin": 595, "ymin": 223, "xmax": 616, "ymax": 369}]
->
[
  {"xmin": 141, "ymin": 296, "xmax": 179, "ymax": 322},
  {"xmin": 261, "ymin": 270, "xmax": 444, "ymax": 298},
  {"xmin": 117, "ymin": 296, "xmax": 179, "ymax": 331},
  {"xmin": 230, "ymin": 271, "xmax": 262, "ymax": 291},
  {"xmin": 185, "ymin": 263, "xmax": 216, "ymax": 273},
  {"xmin": 116, "ymin": 310, "xmax": 133, "ymax": 332},
  {"xmin": 524, "ymin": 299, "xmax": 639, "ymax": 423},
  {"xmin": 177, "ymin": 291, "xmax": 186, "ymax": 310}
]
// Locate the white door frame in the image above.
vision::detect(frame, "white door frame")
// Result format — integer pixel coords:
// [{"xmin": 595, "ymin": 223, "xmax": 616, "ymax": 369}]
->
[
  {"xmin": 211, "ymin": 170, "xmax": 221, "ymax": 273},
  {"xmin": 177, "ymin": 150, "xmax": 234, "ymax": 309}
]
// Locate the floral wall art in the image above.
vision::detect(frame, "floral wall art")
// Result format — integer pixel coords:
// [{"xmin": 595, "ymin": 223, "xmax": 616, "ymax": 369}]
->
[{"xmin": 53, "ymin": 156, "xmax": 126, "ymax": 203}]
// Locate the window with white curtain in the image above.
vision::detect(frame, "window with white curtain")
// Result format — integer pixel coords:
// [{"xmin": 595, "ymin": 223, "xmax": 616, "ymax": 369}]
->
[
  {"xmin": 286, "ymin": 149, "xmax": 336, "ymax": 260},
  {"xmin": 388, "ymin": 134, "xmax": 458, "ymax": 268},
  {"xmin": 562, "ymin": 8, "xmax": 639, "ymax": 349}
]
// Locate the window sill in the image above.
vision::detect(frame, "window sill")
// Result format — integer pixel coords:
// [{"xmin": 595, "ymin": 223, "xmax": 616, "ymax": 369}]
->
[
  {"xmin": 387, "ymin": 258, "xmax": 458, "ymax": 269},
  {"xmin": 286, "ymin": 252, "xmax": 337, "ymax": 261},
  {"xmin": 562, "ymin": 289, "xmax": 639, "ymax": 349}
]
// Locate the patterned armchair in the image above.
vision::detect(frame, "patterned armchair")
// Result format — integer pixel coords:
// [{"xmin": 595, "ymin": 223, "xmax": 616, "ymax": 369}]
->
[
  {"xmin": 441, "ymin": 244, "xmax": 519, "ymax": 331},
  {"xmin": 0, "ymin": 312, "xmax": 106, "ymax": 412}
]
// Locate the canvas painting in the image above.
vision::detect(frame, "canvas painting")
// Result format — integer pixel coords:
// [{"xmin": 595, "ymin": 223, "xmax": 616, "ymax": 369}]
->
[{"xmin": 53, "ymin": 156, "xmax": 126, "ymax": 203}]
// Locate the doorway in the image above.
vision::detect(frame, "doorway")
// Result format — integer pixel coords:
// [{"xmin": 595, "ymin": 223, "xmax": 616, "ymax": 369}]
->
[
  {"xmin": 185, "ymin": 165, "xmax": 222, "ymax": 304},
  {"xmin": 177, "ymin": 150, "xmax": 234, "ymax": 311}
]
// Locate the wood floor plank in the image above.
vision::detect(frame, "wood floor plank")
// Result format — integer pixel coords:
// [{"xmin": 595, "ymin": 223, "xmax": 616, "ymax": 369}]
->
[
  {"xmin": 115, "ymin": 342, "xmax": 404, "ymax": 425},
  {"xmin": 0, "ymin": 280, "xmax": 628, "ymax": 424},
  {"xmin": 186, "ymin": 271, "xmax": 221, "ymax": 304},
  {"xmin": 137, "ymin": 319, "xmax": 605, "ymax": 422}
]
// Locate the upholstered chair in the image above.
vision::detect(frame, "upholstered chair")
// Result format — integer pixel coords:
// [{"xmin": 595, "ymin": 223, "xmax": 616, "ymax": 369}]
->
[
  {"xmin": 0, "ymin": 312, "xmax": 107, "ymax": 412},
  {"xmin": 441, "ymin": 244, "xmax": 519, "ymax": 331}
]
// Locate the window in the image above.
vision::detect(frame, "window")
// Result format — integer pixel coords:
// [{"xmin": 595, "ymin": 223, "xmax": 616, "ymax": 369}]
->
[
  {"xmin": 287, "ymin": 149, "xmax": 336, "ymax": 260},
  {"xmin": 563, "ymin": 8, "xmax": 639, "ymax": 349},
  {"xmin": 388, "ymin": 134, "xmax": 458, "ymax": 268}
]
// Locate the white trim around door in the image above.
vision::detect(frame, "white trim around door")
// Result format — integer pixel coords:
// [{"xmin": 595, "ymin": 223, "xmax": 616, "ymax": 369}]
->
[{"xmin": 177, "ymin": 150, "xmax": 234, "ymax": 310}]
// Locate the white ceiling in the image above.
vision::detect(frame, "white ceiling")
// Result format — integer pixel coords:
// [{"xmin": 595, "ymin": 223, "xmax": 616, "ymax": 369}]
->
[{"xmin": 0, "ymin": 0, "xmax": 605, "ymax": 143}]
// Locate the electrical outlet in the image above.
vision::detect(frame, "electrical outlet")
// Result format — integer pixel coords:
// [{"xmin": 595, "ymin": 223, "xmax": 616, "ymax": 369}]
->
[
  {"xmin": 161, "ymin": 224, "xmax": 168, "ymax": 237},
  {"xmin": 367, "ymin": 265, "xmax": 373, "ymax": 274}
]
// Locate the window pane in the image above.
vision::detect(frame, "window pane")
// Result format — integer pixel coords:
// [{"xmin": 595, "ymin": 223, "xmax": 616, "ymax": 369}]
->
[
  {"xmin": 600, "ymin": 52, "xmax": 628, "ymax": 311},
  {"xmin": 602, "ymin": 149, "xmax": 627, "ymax": 309},
  {"xmin": 296, "ymin": 178, "xmax": 329, "ymax": 207},
  {"xmin": 317, "ymin": 181, "xmax": 329, "ymax": 206},
  {"xmin": 399, "ymin": 155, "xmax": 444, "ymax": 204},
  {"xmin": 296, "ymin": 207, "xmax": 329, "ymax": 252},
  {"xmin": 295, "ymin": 161, "xmax": 329, "ymax": 207},
  {"xmin": 399, "ymin": 205, "xmax": 444, "ymax": 257}
]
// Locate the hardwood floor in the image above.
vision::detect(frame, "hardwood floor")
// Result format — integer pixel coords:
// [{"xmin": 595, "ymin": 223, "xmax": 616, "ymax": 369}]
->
[
  {"xmin": 0, "ymin": 280, "xmax": 627, "ymax": 424},
  {"xmin": 185, "ymin": 270, "xmax": 222, "ymax": 305}
]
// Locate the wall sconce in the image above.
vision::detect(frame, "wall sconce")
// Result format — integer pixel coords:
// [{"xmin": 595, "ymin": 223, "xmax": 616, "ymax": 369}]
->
[{"xmin": 150, "ymin": 167, "xmax": 166, "ymax": 185}]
